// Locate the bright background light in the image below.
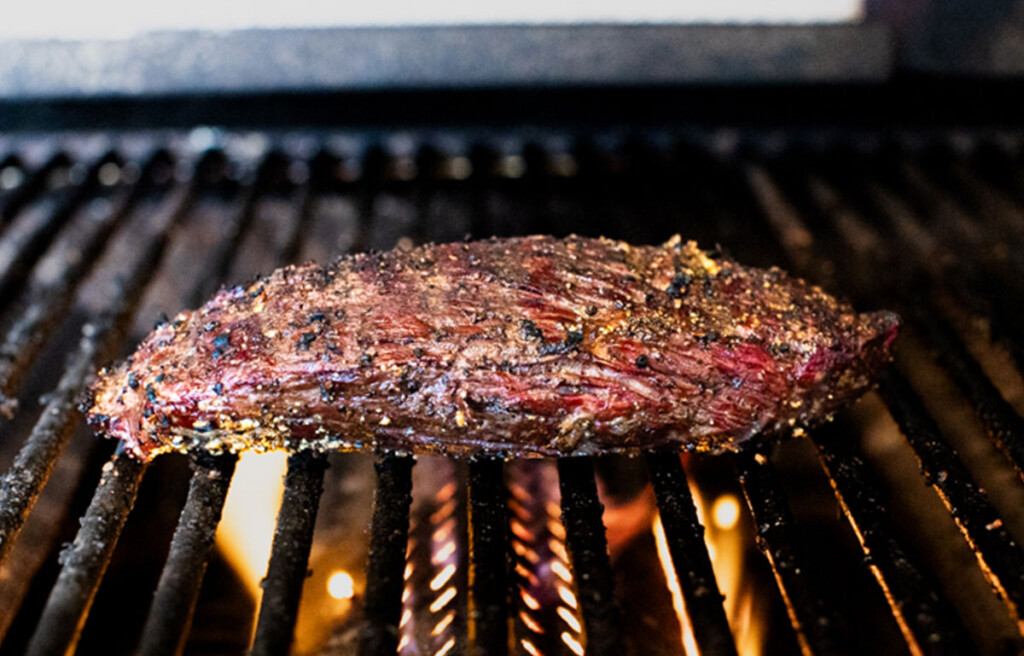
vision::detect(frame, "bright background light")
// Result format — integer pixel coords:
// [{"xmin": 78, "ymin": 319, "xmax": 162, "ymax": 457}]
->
[{"xmin": 0, "ymin": 0, "xmax": 862, "ymax": 40}]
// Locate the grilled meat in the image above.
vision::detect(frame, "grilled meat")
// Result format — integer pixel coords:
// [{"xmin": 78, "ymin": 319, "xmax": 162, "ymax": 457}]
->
[{"xmin": 87, "ymin": 235, "xmax": 899, "ymax": 460}]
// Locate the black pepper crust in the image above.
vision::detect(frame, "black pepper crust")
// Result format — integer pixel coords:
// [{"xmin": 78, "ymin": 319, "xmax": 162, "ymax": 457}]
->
[{"xmin": 87, "ymin": 234, "xmax": 899, "ymax": 460}]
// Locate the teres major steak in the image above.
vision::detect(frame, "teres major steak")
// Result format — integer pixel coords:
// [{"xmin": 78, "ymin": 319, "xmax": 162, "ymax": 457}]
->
[{"xmin": 87, "ymin": 235, "xmax": 898, "ymax": 460}]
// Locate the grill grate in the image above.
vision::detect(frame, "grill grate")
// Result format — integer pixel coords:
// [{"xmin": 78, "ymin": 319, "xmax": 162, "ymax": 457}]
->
[{"xmin": 0, "ymin": 132, "xmax": 1022, "ymax": 655}]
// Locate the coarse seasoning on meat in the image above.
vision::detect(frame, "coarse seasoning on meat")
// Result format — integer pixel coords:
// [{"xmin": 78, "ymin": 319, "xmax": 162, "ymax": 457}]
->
[{"xmin": 86, "ymin": 235, "xmax": 899, "ymax": 461}]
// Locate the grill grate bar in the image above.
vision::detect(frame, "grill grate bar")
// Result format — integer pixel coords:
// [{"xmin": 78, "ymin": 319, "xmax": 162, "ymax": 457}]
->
[
  {"xmin": 136, "ymin": 453, "xmax": 237, "ymax": 656},
  {"xmin": 9, "ymin": 150, "xmax": 227, "ymax": 654},
  {"xmin": 0, "ymin": 152, "xmax": 113, "ymax": 323},
  {"xmin": 797, "ymin": 167, "xmax": 1024, "ymax": 616},
  {"xmin": 944, "ymin": 159, "xmax": 1024, "ymax": 246},
  {"xmin": 0, "ymin": 154, "xmax": 151, "ymax": 418},
  {"xmin": 647, "ymin": 452, "xmax": 739, "ymax": 656},
  {"xmin": 139, "ymin": 151, "xmax": 303, "ymax": 654},
  {"xmin": 877, "ymin": 369, "xmax": 1024, "ymax": 628},
  {"xmin": 359, "ymin": 453, "xmax": 415, "ymax": 656},
  {"xmin": 745, "ymin": 163, "xmax": 974, "ymax": 654},
  {"xmin": 736, "ymin": 448, "xmax": 849, "ymax": 656},
  {"xmin": 857, "ymin": 177, "xmax": 1024, "ymax": 368},
  {"xmin": 557, "ymin": 457, "xmax": 624, "ymax": 656},
  {"xmin": 0, "ymin": 151, "xmax": 70, "ymax": 225},
  {"xmin": 894, "ymin": 161, "xmax": 1024, "ymax": 320},
  {"xmin": 24, "ymin": 448, "xmax": 148, "ymax": 656},
  {"xmin": 184, "ymin": 151, "xmax": 284, "ymax": 309},
  {"xmin": 466, "ymin": 455, "xmax": 510, "ymax": 656},
  {"xmin": 910, "ymin": 305, "xmax": 1024, "ymax": 484},
  {"xmin": 0, "ymin": 176, "xmax": 192, "ymax": 571},
  {"xmin": 813, "ymin": 426, "xmax": 971, "ymax": 656},
  {"xmin": 251, "ymin": 450, "xmax": 329, "ymax": 656}
]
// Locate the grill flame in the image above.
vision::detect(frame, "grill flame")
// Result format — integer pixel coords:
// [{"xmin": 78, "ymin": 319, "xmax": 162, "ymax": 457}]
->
[
  {"xmin": 216, "ymin": 452, "xmax": 288, "ymax": 598},
  {"xmin": 653, "ymin": 458, "xmax": 765, "ymax": 656}
]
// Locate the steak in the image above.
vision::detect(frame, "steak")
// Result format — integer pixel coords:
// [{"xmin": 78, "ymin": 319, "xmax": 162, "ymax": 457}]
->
[{"xmin": 87, "ymin": 235, "xmax": 899, "ymax": 460}]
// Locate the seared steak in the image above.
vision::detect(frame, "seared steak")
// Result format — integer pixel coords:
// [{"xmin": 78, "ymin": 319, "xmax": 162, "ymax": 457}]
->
[{"xmin": 87, "ymin": 235, "xmax": 898, "ymax": 460}]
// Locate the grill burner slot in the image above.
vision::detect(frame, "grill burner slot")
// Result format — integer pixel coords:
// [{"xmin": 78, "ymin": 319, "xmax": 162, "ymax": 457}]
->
[{"xmin": 0, "ymin": 132, "xmax": 1022, "ymax": 655}]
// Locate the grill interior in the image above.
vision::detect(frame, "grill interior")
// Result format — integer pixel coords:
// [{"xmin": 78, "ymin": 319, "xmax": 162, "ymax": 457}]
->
[{"xmin": 1, "ymin": 130, "xmax": 1024, "ymax": 655}]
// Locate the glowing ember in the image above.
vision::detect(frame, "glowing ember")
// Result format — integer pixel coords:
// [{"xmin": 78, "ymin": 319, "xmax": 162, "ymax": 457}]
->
[
  {"xmin": 326, "ymin": 570, "xmax": 355, "ymax": 600},
  {"xmin": 400, "ymin": 461, "xmax": 464, "ymax": 654},
  {"xmin": 432, "ymin": 541, "xmax": 456, "ymax": 564},
  {"xmin": 519, "ymin": 610, "xmax": 544, "ymax": 634},
  {"xmin": 508, "ymin": 461, "xmax": 585, "ymax": 656},
  {"xmin": 551, "ymin": 560, "xmax": 573, "ymax": 584}
]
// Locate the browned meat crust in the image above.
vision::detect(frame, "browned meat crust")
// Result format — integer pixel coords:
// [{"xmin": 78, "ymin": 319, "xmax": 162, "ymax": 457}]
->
[{"xmin": 86, "ymin": 235, "xmax": 899, "ymax": 461}]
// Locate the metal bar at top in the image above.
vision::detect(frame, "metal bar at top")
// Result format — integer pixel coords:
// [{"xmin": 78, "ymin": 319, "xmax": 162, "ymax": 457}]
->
[
  {"xmin": 911, "ymin": 306, "xmax": 1024, "ymax": 485},
  {"xmin": 0, "ymin": 151, "xmax": 69, "ymax": 224},
  {"xmin": 0, "ymin": 24, "xmax": 892, "ymax": 101},
  {"xmin": 0, "ymin": 152, "xmax": 111, "ymax": 323},
  {"xmin": 0, "ymin": 155, "xmax": 137, "ymax": 417}
]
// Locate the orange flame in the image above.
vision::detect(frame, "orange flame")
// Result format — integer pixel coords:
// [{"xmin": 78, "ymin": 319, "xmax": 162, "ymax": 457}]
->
[
  {"xmin": 216, "ymin": 452, "xmax": 288, "ymax": 599},
  {"xmin": 653, "ymin": 463, "xmax": 765, "ymax": 656}
]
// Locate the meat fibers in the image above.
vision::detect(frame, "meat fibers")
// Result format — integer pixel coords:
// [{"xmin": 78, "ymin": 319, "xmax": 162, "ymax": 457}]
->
[{"xmin": 87, "ymin": 235, "xmax": 899, "ymax": 460}]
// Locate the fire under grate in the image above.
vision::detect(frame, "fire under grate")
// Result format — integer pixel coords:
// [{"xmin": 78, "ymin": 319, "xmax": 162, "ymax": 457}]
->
[{"xmin": 0, "ymin": 131, "xmax": 1023, "ymax": 655}]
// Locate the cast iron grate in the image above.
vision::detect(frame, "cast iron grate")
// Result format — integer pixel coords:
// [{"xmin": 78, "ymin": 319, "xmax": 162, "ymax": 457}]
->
[{"xmin": 0, "ymin": 131, "xmax": 1022, "ymax": 655}]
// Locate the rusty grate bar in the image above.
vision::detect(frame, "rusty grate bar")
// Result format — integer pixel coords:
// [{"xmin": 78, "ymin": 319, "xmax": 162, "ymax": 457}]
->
[
  {"xmin": 813, "ymin": 426, "xmax": 971, "ymax": 656},
  {"xmin": 359, "ymin": 452, "xmax": 415, "ymax": 656},
  {"xmin": 877, "ymin": 369, "xmax": 1024, "ymax": 627},
  {"xmin": 24, "ymin": 447, "xmax": 148, "ymax": 656},
  {"xmin": 736, "ymin": 447, "xmax": 848, "ymax": 656},
  {"xmin": 647, "ymin": 452, "xmax": 739, "ymax": 656},
  {"xmin": 557, "ymin": 457, "xmax": 624, "ymax": 656},
  {"xmin": 467, "ymin": 454, "xmax": 510, "ymax": 656},
  {"xmin": 135, "ymin": 453, "xmax": 237, "ymax": 656},
  {"xmin": 251, "ymin": 450, "xmax": 329, "ymax": 656}
]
